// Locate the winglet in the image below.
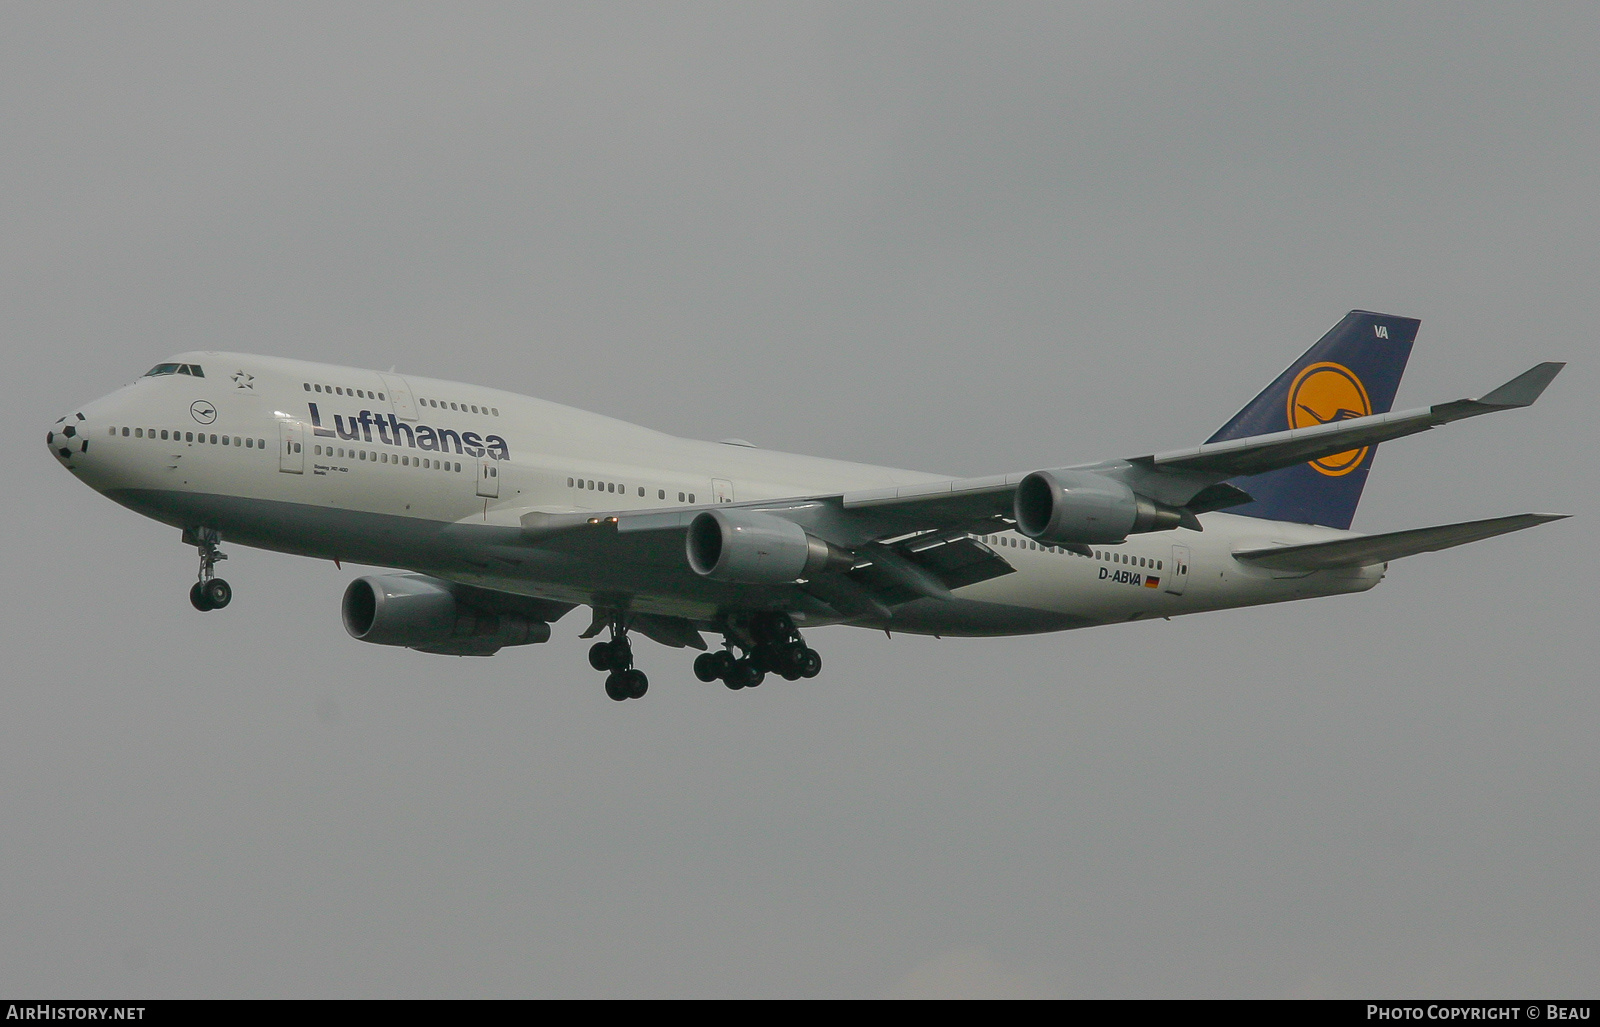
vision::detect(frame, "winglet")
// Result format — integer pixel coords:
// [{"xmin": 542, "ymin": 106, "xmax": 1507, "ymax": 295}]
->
[{"xmin": 1476, "ymin": 362, "xmax": 1565, "ymax": 409}]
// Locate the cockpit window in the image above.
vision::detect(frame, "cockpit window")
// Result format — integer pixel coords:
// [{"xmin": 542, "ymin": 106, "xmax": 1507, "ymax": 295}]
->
[{"xmin": 142, "ymin": 363, "xmax": 205, "ymax": 378}]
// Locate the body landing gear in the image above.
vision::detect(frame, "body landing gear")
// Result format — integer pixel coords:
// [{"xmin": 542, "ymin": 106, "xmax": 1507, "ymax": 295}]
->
[
  {"xmin": 184, "ymin": 527, "xmax": 231, "ymax": 611},
  {"xmin": 695, "ymin": 613, "xmax": 821, "ymax": 691},
  {"xmin": 588, "ymin": 615, "xmax": 647, "ymax": 701}
]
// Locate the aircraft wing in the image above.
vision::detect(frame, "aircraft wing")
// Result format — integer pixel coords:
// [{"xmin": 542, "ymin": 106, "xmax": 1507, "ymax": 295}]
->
[
  {"xmin": 828, "ymin": 361, "xmax": 1566, "ymax": 524},
  {"xmin": 1129, "ymin": 361, "xmax": 1565, "ymax": 483},
  {"xmin": 512, "ymin": 362, "xmax": 1562, "ymax": 616},
  {"xmin": 1233, "ymin": 513, "xmax": 1568, "ymax": 571}
]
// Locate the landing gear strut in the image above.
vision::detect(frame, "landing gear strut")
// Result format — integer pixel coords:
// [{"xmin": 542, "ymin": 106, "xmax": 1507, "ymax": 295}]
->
[
  {"xmin": 589, "ymin": 614, "xmax": 647, "ymax": 701},
  {"xmin": 184, "ymin": 527, "xmax": 232, "ymax": 612},
  {"xmin": 695, "ymin": 613, "xmax": 821, "ymax": 690}
]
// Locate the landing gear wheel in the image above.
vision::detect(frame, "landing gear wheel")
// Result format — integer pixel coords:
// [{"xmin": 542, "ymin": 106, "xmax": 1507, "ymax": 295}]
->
[
  {"xmin": 799, "ymin": 648, "xmax": 822, "ymax": 679},
  {"xmin": 693, "ymin": 652, "xmax": 721, "ymax": 682},
  {"xmin": 724, "ymin": 660, "xmax": 753, "ymax": 690},
  {"xmin": 590, "ymin": 640, "xmax": 632, "ymax": 672},
  {"xmin": 732, "ymin": 659, "xmax": 764, "ymax": 688},
  {"xmin": 190, "ymin": 581, "xmax": 214, "ymax": 612},
  {"xmin": 202, "ymin": 578, "xmax": 232, "ymax": 609},
  {"xmin": 774, "ymin": 644, "xmax": 805, "ymax": 680},
  {"xmin": 621, "ymin": 668, "xmax": 648, "ymax": 699},
  {"xmin": 605, "ymin": 673, "xmax": 629, "ymax": 701}
]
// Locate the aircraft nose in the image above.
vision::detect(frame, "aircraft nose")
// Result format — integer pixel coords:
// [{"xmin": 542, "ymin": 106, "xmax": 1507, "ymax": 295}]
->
[{"xmin": 46, "ymin": 410, "xmax": 91, "ymax": 465}]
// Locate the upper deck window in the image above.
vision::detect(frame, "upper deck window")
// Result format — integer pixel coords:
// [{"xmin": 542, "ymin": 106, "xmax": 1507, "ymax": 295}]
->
[{"xmin": 143, "ymin": 363, "xmax": 204, "ymax": 378}]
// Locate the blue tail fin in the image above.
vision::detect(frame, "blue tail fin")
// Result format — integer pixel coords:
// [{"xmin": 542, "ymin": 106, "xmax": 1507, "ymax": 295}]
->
[{"xmin": 1207, "ymin": 310, "xmax": 1419, "ymax": 530}]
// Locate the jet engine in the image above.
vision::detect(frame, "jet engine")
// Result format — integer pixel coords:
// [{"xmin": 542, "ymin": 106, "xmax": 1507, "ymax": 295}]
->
[
  {"xmin": 1013, "ymin": 469, "xmax": 1185, "ymax": 545},
  {"xmin": 686, "ymin": 509, "xmax": 854, "ymax": 585},
  {"xmin": 341, "ymin": 574, "xmax": 551, "ymax": 656}
]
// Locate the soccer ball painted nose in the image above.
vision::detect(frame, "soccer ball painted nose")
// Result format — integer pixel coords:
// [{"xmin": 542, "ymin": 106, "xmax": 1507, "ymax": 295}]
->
[{"xmin": 46, "ymin": 412, "xmax": 90, "ymax": 463}]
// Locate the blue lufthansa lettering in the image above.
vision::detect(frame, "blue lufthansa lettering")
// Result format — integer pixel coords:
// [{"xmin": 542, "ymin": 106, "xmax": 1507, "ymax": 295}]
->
[
  {"xmin": 307, "ymin": 403, "xmax": 335, "ymax": 438},
  {"xmin": 305, "ymin": 404, "xmax": 511, "ymax": 458},
  {"xmin": 388, "ymin": 414, "xmax": 415, "ymax": 448}
]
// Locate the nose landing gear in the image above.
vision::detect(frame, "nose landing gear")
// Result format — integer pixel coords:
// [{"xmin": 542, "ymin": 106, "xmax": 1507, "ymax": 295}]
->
[
  {"xmin": 589, "ymin": 615, "xmax": 647, "ymax": 701},
  {"xmin": 184, "ymin": 527, "xmax": 232, "ymax": 611},
  {"xmin": 694, "ymin": 613, "xmax": 822, "ymax": 690}
]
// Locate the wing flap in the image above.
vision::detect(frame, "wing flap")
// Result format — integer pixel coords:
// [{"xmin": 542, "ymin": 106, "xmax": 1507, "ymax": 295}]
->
[{"xmin": 1234, "ymin": 513, "xmax": 1567, "ymax": 571}]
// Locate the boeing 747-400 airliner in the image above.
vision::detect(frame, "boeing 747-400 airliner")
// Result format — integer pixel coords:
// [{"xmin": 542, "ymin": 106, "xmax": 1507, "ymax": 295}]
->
[{"xmin": 47, "ymin": 311, "xmax": 1565, "ymax": 700}]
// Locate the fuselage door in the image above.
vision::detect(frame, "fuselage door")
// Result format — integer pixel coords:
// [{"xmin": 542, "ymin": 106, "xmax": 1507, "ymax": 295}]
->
[
  {"xmin": 1165, "ymin": 544, "xmax": 1190, "ymax": 595},
  {"xmin": 279, "ymin": 420, "xmax": 305, "ymax": 474},
  {"xmin": 380, "ymin": 373, "xmax": 417, "ymax": 421},
  {"xmin": 712, "ymin": 478, "xmax": 734, "ymax": 504},
  {"xmin": 476, "ymin": 458, "xmax": 500, "ymax": 498}
]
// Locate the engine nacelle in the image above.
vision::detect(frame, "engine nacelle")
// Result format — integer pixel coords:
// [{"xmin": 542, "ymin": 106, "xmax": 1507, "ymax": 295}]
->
[
  {"xmin": 686, "ymin": 509, "xmax": 854, "ymax": 584},
  {"xmin": 1013, "ymin": 469, "xmax": 1184, "ymax": 545},
  {"xmin": 341, "ymin": 574, "xmax": 551, "ymax": 656}
]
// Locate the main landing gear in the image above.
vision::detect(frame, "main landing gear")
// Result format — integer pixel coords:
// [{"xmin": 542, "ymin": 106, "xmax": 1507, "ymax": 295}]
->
[
  {"xmin": 693, "ymin": 612, "xmax": 821, "ymax": 691},
  {"xmin": 184, "ymin": 527, "xmax": 232, "ymax": 612},
  {"xmin": 589, "ymin": 615, "xmax": 647, "ymax": 701}
]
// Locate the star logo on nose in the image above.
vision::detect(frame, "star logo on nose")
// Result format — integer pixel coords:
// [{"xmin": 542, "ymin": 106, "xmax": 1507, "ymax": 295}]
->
[{"xmin": 232, "ymin": 371, "xmax": 255, "ymax": 390}]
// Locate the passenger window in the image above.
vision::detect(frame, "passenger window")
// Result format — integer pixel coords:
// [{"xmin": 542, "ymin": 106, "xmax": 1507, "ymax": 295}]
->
[
  {"xmin": 637, "ymin": 487, "xmax": 644, "ymax": 497},
  {"xmin": 688, "ymin": 494, "xmax": 695, "ymax": 503},
  {"xmin": 222, "ymin": 436, "xmax": 230, "ymax": 446},
  {"xmin": 160, "ymin": 430, "xmax": 168, "ymax": 440},
  {"xmin": 659, "ymin": 490, "xmax": 665, "ymax": 499},
  {"xmin": 304, "ymin": 383, "xmax": 310, "ymax": 391},
  {"xmin": 491, "ymin": 408, "xmax": 498, "ymax": 416},
  {"xmin": 678, "ymin": 492, "xmax": 685, "ymax": 502}
]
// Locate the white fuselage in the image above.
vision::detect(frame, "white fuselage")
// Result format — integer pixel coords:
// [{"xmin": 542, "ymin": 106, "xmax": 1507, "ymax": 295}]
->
[{"xmin": 51, "ymin": 352, "xmax": 1383, "ymax": 636}]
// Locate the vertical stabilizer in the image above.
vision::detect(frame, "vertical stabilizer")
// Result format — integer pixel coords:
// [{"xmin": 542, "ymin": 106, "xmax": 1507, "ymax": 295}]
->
[{"xmin": 1208, "ymin": 310, "xmax": 1418, "ymax": 529}]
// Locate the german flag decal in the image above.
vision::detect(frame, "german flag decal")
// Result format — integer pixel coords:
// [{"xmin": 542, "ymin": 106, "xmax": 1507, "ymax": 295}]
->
[{"xmin": 1144, "ymin": 577, "xmax": 1160, "ymax": 588}]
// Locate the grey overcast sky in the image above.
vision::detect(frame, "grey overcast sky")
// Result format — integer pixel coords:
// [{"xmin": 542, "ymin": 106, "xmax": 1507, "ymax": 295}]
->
[{"xmin": 5, "ymin": 2, "xmax": 1596, "ymax": 998}]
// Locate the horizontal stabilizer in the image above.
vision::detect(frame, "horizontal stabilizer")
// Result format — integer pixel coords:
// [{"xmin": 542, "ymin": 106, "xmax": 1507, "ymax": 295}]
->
[{"xmin": 1234, "ymin": 513, "xmax": 1568, "ymax": 571}]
